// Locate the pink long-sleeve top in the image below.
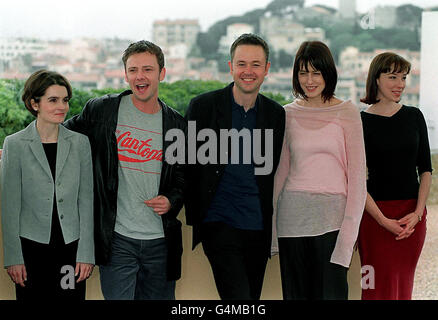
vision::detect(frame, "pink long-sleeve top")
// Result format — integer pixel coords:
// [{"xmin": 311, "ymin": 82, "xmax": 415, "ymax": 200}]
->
[{"xmin": 272, "ymin": 100, "xmax": 367, "ymax": 267}]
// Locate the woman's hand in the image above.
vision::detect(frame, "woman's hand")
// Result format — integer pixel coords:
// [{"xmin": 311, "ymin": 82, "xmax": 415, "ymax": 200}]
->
[
  {"xmin": 379, "ymin": 217, "xmax": 404, "ymax": 236},
  {"xmin": 75, "ymin": 263, "xmax": 94, "ymax": 283},
  {"xmin": 396, "ymin": 212, "xmax": 421, "ymax": 240},
  {"xmin": 7, "ymin": 264, "xmax": 27, "ymax": 287}
]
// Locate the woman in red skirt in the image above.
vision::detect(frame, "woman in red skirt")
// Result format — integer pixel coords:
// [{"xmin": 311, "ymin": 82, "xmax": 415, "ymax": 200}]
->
[{"xmin": 358, "ymin": 52, "xmax": 432, "ymax": 300}]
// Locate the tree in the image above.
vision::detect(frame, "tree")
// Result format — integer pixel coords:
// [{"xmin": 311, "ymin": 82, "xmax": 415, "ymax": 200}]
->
[
  {"xmin": 0, "ymin": 79, "xmax": 289, "ymax": 147},
  {"xmin": 0, "ymin": 79, "xmax": 33, "ymax": 147},
  {"xmin": 396, "ymin": 5, "xmax": 423, "ymax": 31}
]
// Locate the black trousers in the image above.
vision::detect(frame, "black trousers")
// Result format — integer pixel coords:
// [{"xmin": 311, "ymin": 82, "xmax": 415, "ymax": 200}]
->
[
  {"xmin": 278, "ymin": 231, "xmax": 348, "ymax": 300},
  {"xmin": 201, "ymin": 222, "xmax": 268, "ymax": 300},
  {"xmin": 15, "ymin": 212, "xmax": 85, "ymax": 300}
]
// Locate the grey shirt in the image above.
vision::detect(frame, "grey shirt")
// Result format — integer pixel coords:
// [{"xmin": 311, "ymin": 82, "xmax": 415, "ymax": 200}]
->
[{"xmin": 115, "ymin": 95, "xmax": 164, "ymax": 240}]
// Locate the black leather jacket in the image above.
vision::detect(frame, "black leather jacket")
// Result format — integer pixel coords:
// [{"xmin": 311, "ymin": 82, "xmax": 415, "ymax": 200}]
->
[{"xmin": 64, "ymin": 90, "xmax": 186, "ymax": 280}]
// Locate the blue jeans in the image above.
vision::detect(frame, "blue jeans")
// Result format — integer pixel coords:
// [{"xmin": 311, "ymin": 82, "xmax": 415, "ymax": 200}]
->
[{"xmin": 99, "ymin": 232, "xmax": 175, "ymax": 300}]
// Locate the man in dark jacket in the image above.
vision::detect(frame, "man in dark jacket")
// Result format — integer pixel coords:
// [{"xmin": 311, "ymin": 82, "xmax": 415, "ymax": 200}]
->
[
  {"xmin": 185, "ymin": 34, "xmax": 285, "ymax": 300},
  {"xmin": 64, "ymin": 40, "xmax": 186, "ymax": 300}
]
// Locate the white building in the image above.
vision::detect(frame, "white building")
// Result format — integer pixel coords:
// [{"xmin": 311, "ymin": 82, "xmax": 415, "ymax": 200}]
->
[
  {"xmin": 218, "ymin": 23, "xmax": 254, "ymax": 55},
  {"xmin": 45, "ymin": 38, "xmax": 100, "ymax": 63},
  {"xmin": 339, "ymin": 46, "xmax": 420, "ymax": 79},
  {"xmin": 338, "ymin": 46, "xmax": 421, "ymax": 109},
  {"xmin": 153, "ymin": 19, "xmax": 200, "ymax": 52},
  {"xmin": 260, "ymin": 15, "xmax": 325, "ymax": 55},
  {"xmin": 0, "ymin": 38, "xmax": 47, "ymax": 62}
]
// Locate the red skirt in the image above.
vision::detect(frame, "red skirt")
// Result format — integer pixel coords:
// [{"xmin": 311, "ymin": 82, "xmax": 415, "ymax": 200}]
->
[{"xmin": 358, "ymin": 199, "xmax": 426, "ymax": 300}]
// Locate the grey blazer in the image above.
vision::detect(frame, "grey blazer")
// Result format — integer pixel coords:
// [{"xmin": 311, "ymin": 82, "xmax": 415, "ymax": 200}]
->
[{"xmin": 1, "ymin": 120, "xmax": 94, "ymax": 267}]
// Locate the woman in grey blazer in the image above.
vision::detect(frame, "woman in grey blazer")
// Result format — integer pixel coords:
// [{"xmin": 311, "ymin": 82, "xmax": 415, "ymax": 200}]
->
[{"xmin": 0, "ymin": 70, "xmax": 94, "ymax": 300}]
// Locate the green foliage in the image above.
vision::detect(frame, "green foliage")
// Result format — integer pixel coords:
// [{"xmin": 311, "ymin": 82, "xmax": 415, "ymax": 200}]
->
[
  {"xmin": 0, "ymin": 79, "xmax": 33, "ymax": 147},
  {"xmin": 261, "ymin": 91, "xmax": 289, "ymax": 106},
  {"xmin": 0, "ymin": 79, "xmax": 288, "ymax": 147},
  {"xmin": 321, "ymin": 20, "xmax": 421, "ymax": 62},
  {"xmin": 396, "ymin": 5, "xmax": 423, "ymax": 31},
  {"xmin": 67, "ymin": 87, "xmax": 126, "ymax": 119},
  {"xmin": 159, "ymin": 80, "xmax": 227, "ymax": 115},
  {"xmin": 197, "ymin": 8, "xmax": 266, "ymax": 58}
]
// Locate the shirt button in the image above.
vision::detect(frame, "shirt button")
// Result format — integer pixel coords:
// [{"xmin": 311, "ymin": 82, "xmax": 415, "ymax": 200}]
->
[
  {"xmin": 60, "ymin": 215, "xmax": 64, "ymax": 219},
  {"xmin": 58, "ymin": 199, "xmax": 64, "ymax": 203}
]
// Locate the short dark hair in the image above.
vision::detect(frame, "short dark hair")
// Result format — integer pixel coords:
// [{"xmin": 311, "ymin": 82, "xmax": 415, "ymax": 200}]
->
[
  {"xmin": 21, "ymin": 70, "xmax": 72, "ymax": 117},
  {"xmin": 292, "ymin": 41, "xmax": 337, "ymax": 102},
  {"xmin": 230, "ymin": 33, "xmax": 270, "ymax": 63},
  {"xmin": 361, "ymin": 52, "xmax": 411, "ymax": 105},
  {"xmin": 122, "ymin": 40, "xmax": 165, "ymax": 72}
]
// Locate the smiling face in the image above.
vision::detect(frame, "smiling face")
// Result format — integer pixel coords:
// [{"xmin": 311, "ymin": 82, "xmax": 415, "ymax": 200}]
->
[
  {"xmin": 298, "ymin": 63, "xmax": 326, "ymax": 101},
  {"xmin": 228, "ymin": 44, "xmax": 270, "ymax": 96},
  {"xmin": 31, "ymin": 84, "xmax": 69, "ymax": 125},
  {"xmin": 124, "ymin": 52, "xmax": 165, "ymax": 107},
  {"xmin": 376, "ymin": 68, "xmax": 407, "ymax": 103}
]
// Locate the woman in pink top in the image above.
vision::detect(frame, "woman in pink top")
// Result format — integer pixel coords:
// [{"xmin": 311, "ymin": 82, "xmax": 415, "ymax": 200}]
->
[{"xmin": 273, "ymin": 41, "xmax": 367, "ymax": 300}]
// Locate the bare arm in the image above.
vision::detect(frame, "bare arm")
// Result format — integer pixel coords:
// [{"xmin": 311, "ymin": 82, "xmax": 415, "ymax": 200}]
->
[
  {"xmin": 364, "ymin": 192, "xmax": 404, "ymax": 237},
  {"xmin": 397, "ymin": 171, "xmax": 432, "ymax": 239}
]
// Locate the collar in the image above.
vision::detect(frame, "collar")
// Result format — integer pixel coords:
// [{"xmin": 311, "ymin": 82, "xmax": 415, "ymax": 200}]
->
[{"xmin": 230, "ymin": 83, "xmax": 259, "ymax": 113}]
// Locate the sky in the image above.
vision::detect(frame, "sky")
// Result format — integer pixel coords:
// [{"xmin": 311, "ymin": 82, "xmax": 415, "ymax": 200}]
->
[{"xmin": 0, "ymin": 0, "xmax": 437, "ymax": 40}]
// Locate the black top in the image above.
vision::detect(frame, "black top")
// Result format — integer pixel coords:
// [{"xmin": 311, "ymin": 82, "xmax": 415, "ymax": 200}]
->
[
  {"xmin": 42, "ymin": 143, "xmax": 64, "ymax": 245},
  {"xmin": 204, "ymin": 86, "xmax": 263, "ymax": 230},
  {"xmin": 361, "ymin": 105, "xmax": 432, "ymax": 201}
]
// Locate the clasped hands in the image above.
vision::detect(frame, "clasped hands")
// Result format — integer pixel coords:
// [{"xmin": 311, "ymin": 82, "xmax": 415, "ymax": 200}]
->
[{"xmin": 381, "ymin": 211, "xmax": 422, "ymax": 240}]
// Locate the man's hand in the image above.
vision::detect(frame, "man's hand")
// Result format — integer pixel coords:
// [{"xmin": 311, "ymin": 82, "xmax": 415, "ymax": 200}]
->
[{"xmin": 145, "ymin": 195, "xmax": 171, "ymax": 215}]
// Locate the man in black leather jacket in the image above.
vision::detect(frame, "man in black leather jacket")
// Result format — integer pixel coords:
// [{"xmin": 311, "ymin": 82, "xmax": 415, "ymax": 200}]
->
[{"xmin": 64, "ymin": 40, "xmax": 186, "ymax": 300}]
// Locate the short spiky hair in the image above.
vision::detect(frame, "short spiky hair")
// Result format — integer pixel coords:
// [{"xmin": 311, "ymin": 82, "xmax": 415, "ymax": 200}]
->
[
  {"xmin": 122, "ymin": 40, "xmax": 165, "ymax": 72},
  {"xmin": 230, "ymin": 33, "xmax": 270, "ymax": 63}
]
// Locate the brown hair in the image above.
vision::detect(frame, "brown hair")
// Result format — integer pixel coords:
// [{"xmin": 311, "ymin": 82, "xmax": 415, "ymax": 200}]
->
[
  {"xmin": 361, "ymin": 52, "xmax": 411, "ymax": 105},
  {"xmin": 292, "ymin": 41, "xmax": 337, "ymax": 102},
  {"xmin": 122, "ymin": 40, "xmax": 165, "ymax": 72},
  {"xmin": 230, "ymin": 33, "xmax": 270, "ymax": 63},
  {"xmin": 21, "ymin": 70, "xmax": 72, "ymax": 117}
]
